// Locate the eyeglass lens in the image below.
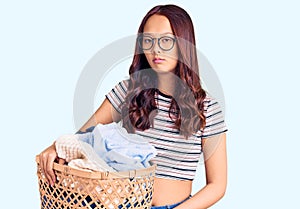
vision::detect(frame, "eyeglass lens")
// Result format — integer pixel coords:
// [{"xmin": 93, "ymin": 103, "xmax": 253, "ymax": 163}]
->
[{"xmin": 139, "ymin": 36, "xmax": 175, "ymax": 51}]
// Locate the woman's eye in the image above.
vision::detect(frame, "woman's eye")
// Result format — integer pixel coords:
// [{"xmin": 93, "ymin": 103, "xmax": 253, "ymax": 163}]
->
[
  {"xmin": 144, "ymin": 38, "xmax": 152, "ymax": 43},
  {"xmin": 161, "ymin": 37, "xmax": 172, "ymax": 43}
]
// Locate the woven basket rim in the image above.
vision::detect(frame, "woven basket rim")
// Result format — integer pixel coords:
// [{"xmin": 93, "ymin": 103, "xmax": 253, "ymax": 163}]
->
[{"xmin": 36, "ymin": 155, "xmax": 156, "ymax": 179}]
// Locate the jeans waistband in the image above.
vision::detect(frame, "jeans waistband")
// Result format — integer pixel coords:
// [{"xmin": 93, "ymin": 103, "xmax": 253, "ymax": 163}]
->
[{"xmin": 151, "ymin": 195, "xmax": 191, "ymax": 209}]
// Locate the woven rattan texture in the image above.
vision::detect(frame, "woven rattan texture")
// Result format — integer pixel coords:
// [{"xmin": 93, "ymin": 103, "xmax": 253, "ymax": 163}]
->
[{"xmin": 36, "ymin": 161, "xmax": 155, "ymax": 209}]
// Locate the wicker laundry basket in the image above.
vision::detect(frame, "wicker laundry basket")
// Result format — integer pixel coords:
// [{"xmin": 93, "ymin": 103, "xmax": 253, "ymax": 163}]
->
[{"xmin": 36, "ymin": 156, "xmax": 156, "ymax": 209}]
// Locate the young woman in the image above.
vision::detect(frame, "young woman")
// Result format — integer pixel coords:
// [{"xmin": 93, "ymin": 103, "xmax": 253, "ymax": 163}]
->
[{"xmin": 39, "ymin": 4, "xmax": 228, "ymax": 209}]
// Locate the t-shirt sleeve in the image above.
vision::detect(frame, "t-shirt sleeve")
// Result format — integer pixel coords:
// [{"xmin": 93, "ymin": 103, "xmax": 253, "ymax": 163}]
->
[
  {"xmin": 201, "ymin": 96, "xmax": 228, "ymax": 138},
  {"xmin": 105, "ymin": 80, "xmax": 129, "ymax": 113}
]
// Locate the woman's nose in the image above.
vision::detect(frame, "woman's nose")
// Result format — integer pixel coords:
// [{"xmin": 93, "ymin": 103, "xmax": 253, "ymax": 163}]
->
[{"xmin": 151, "ymin": 39, "xmax": 161, "ymax": 54}]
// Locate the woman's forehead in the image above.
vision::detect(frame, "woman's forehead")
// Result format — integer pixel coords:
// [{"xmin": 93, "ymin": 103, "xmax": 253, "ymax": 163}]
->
[{"xmin": 143, "ymin": 14, "xmax": 173, "ymax": 34}]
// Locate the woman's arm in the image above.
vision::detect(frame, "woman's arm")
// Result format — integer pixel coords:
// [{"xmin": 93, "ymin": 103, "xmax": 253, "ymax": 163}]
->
[
  {"xmin": 175, "ymin": 133, "xmax": 227, "ymax": 209},
  {"xmin": 77, "ymin": 98, "xmax": 121, "ymax": 132},
  {"xmin": 39, "ymin": 98, "xmax": 120, "ymax": 185}
]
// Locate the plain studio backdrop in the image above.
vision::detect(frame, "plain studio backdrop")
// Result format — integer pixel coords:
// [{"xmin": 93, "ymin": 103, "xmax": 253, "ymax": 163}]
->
[{"xmin": 0, "ymin": 0, "xmax": 299, "ymax": 208}]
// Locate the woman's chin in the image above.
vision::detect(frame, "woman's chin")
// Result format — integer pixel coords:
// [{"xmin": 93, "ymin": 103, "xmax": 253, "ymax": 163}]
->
[{"xmin": 151, "ymin": 67, "xmax": 175, "ymax": 74}]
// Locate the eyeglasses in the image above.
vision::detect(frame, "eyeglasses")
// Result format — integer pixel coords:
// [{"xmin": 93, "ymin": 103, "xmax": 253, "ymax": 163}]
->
[{"xmin": 137, "ymin": 35, "xmax": 176, "ymax": 51}]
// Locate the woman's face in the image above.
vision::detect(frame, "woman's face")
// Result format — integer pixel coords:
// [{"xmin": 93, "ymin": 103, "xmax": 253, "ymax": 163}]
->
[{"xmin": 142, "ymin": 14, "xmax": 178, "ymax": 74}]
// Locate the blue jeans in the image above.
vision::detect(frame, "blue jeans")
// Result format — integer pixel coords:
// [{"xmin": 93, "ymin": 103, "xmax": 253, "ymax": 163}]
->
[{"xmin": 151, "ymin": 196, "xmax": 191, "ymax": 209}]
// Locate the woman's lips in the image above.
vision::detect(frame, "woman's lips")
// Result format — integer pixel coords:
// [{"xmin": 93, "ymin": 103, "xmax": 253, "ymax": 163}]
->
[{"xmin": 153, "ymin": 58, "xmax": 165, "ymax": 64}]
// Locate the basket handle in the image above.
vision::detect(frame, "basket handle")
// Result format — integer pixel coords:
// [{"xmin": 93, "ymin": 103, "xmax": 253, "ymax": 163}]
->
[{"xmin": 36, "ymin": 155, "xmax": 156, "ymax": 179}]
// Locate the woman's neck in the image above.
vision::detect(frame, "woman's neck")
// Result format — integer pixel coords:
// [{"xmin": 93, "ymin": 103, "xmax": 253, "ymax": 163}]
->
[{"xmin": 157, "ymin": 72, "xmax": 176, "ymax": 97}]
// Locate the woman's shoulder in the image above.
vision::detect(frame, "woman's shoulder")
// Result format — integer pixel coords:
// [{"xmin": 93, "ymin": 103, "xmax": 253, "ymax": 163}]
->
[
  {"xmin": 203, "ymin": 93, "xmax": 220, "ymax": 107},
  {"xmin": 201, "ymin": 92, "xmax": 228, "ymax": 137},
  {"xmin": 111, "ymin": 79, "xmax": 130, "ymax": 92},
  {"xmin": 202, "ymin": 93, "xmax": 226, "ymax": 117},
  {"xmin": 118, "ymin": 79, "xmax": 130, "ymax": 87}
]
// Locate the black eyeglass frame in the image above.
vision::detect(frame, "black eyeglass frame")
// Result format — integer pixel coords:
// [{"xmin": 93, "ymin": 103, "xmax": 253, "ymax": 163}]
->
[{"xmin": 137, "ymin": 35, "xmax": 176, "ymax": 51}]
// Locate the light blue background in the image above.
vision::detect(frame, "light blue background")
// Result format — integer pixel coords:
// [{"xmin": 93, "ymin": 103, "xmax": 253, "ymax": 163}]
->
[{"xmin": 1, "ymin": 0, "xmax": 299, "ymax": 208}]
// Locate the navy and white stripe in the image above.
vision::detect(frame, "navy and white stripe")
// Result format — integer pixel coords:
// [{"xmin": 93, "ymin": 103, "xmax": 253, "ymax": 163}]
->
[{"xmin": 106, "ymin": 80, "xmax": 227, "ymax": 180}]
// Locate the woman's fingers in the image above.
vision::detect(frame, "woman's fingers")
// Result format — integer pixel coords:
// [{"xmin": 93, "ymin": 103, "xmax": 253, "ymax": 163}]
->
[
  {"xmin": 39, "ymin": 154, "xmax": 46, "ymax": 182},
  {"xmin": 47, "ymin": 154, "xmax": 57, "ymax": 186},
  {"xmin": 58, "ymin": 158, "xmax": 66, "ymax": 165},
  {"xmin": 39, "ymin": 144, "xmax": 57, "ymax": 186},
  {"xmin": 40, "ymin": 153, "xmax": 51, "ymax": 185}
]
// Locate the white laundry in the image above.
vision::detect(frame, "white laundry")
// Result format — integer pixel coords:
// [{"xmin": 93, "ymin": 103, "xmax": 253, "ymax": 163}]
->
[
  {"xmin": 55, "ymin": 134, "xmax": 115, "ymax": 172},
  {"xmin": 76, "ymin": 122, "xmax": 157, "ymax": 171},
  {"xmin": 55, "ymin": 122, "xmax": 157, "ymax": 172}
]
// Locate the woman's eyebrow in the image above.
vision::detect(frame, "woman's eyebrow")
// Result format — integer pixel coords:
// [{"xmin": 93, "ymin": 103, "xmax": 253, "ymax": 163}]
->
[{"xmin": 143, "ymin": 32, "xmax": 174, "ymax": 35}]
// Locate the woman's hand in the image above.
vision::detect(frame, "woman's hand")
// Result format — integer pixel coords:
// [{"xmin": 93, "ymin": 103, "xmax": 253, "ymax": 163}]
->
[{"xmin": 39, "ymin": 142, "xmax": 65, "ymax": 186}]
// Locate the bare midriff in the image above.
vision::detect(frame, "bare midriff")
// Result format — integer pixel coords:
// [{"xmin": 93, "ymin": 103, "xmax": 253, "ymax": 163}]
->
[{"xmin": 151, "ymin": 177, "xmax": 192, "ymax": 206}]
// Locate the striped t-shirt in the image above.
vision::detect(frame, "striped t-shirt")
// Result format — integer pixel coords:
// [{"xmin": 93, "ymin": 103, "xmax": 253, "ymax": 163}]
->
[{"xmin": 106, "ymin": 80, "xmax": 227, "ymax": 181}]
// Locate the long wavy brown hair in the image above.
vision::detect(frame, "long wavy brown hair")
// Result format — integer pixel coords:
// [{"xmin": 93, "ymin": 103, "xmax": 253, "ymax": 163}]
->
[{"xmin": 121, "ymin": 4, "xmax": 206, "ymax": 138}]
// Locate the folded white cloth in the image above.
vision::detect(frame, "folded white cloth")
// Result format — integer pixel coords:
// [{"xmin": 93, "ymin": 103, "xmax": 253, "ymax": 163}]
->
[{"xmin": 55, "ymin": 134, "xmax": 115, "ymax": 172}]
